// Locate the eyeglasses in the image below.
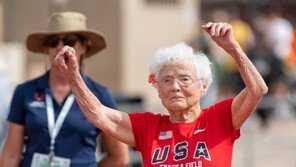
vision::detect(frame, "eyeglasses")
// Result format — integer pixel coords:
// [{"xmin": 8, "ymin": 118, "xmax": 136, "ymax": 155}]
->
[
  {"xmin": 44, "ymin": 34, "xmax": 85, "ymax": 48},
  {"xmin": 157, "ymin": 76, "xmax": 199, "ymax": 87}
]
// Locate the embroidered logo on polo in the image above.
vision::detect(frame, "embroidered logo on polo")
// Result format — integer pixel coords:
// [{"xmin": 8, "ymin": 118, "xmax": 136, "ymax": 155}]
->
[
  {"xmin": 34, "ymin": 90, "xmax": 45, "ymax": 101},
  {"xmin": 29, "ymin": 90, "xmax": 46, "ymax": 108}
]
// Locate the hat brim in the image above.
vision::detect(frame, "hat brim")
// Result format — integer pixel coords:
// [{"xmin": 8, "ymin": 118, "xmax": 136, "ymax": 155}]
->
[{"xmin": 26, "ymin": 29, "xmax": 106, "ymax": 58}]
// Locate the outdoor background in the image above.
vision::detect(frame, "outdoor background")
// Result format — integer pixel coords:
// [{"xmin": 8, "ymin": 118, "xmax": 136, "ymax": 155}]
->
[{"xmin": 0, "ymin": 0, "xmax": 296, "ymax": 166}]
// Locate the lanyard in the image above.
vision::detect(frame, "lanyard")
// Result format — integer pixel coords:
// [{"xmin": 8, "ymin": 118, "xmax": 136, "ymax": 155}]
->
[{"xmin": 46, "ymin": 93, "xmax": 74, "ymax": 166}]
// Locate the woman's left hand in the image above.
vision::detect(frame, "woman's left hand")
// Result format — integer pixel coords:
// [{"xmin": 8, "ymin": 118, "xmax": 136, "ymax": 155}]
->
[{"xmin": 202, "ymin": 22, "xmax": 238, "ymax": 52}]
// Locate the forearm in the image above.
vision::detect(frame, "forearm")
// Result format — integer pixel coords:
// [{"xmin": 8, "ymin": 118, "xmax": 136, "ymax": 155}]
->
[
  {"xmin": 203, "ymin": 22, "xmax": 268, "ymax": 129},
  {"xmin": 99, "ymin": 155, "xmax": 129, "ymax": 167},
  {"xmin": 66, "ymin": 72, "xmax": 107, "ymax": 129},
  {"xmin": 225, "ymin": 42, "xmax": 268, "ymax": 96},
  {"xmin": 99, "ymin": 132, "xmax": 129, "ymax": 166},
  {"xmin": 0, "ymin": 159, "xmax": 20, "ymax": 167},
  {"xmin": 56, "ymin": 46, "xmax": 134, "ymax": 144},
  {"xmin": 0, "ymin": 150, "xmax": 21, "ymax": 167}
]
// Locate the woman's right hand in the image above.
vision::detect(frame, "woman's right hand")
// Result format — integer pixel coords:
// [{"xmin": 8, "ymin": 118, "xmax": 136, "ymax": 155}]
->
[
  {"xmin": 55, "ymin": 45, "xmax": 80, "ymax": 76},
  {"xmin": 202, "ymin": 22, "xmax": 239, "ymax": 53}
]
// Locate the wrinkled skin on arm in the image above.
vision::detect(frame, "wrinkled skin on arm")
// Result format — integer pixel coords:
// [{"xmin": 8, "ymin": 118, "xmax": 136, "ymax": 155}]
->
[
  {"xmin": 55, "ymin": 46, "xmax": 136, "ymax": 146},
  {"xmin": 202, "ymin": 22, "xmax": 268, "ymax": 130}
]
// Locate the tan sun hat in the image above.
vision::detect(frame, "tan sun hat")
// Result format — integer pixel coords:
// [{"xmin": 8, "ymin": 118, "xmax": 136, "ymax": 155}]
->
[{"xmin": 26, "ymin": 11, "xmax": 106, "ymax": 58}]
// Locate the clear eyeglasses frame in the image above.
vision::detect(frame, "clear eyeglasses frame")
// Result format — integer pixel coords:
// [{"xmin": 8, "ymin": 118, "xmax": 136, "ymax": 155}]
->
[{"xmin": 156, "ymin": 76, "xmax": 201, "ymax": 87}]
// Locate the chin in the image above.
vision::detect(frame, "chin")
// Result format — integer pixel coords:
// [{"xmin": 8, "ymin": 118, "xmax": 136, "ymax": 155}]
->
[{"xmin": 168, "ymin": 102, "xmax": 188, "ymax": 111}]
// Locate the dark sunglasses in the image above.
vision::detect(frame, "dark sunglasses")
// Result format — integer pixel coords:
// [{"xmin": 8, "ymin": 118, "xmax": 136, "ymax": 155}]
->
[{"xmin": 44, "ymin": 34, "xmax": 85, "ymax": 48}]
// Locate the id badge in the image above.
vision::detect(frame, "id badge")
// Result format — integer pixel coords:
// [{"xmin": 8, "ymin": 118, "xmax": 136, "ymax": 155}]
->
[{"xmin": 31, "ymin": 153, "xmax": 71, "ymax": 167}]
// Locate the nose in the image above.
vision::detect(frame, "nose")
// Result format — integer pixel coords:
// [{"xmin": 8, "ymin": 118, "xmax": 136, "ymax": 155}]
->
[
  {"xmin": 56, "ymin": 40, "xmax": 64, "ymax": 50},
  {"xmin": 170, "ymin": 80, "xmax": 181, "ymax": 92}
]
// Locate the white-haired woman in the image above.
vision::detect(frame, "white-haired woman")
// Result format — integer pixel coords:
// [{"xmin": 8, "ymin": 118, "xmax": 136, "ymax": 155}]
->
[{"xmin": 55, "ymin": 22, "xmax": 268, "ymax": 166}]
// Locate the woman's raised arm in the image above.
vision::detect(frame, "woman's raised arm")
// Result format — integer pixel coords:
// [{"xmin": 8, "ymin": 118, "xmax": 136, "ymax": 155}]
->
[{"xmin": 55, "ymin": 46, "xmax": 136, "ymax": 146}]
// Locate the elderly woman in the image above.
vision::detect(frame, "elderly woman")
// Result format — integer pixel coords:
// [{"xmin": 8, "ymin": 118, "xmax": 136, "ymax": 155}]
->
[
  {"xmin": 0, "ymin": 12, "xmax": 128, "ymax": 167},
  {"xmin": 55, "ymin": 22, "xmax": 268, "ymax": 166}
]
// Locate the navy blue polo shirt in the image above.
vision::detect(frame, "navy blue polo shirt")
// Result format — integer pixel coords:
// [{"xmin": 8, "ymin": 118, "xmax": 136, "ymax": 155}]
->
[{"xmin": 7, "ymin": 71, "xmax": 117, "ymax": 167}]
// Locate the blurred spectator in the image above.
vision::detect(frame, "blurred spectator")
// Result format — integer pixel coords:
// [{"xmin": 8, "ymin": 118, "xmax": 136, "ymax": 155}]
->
[
  {"xmin": 249, "ymin": 32, "xmax": 285, "ymax": 127},
  {"xmin": 262, "ymin": 5, "xmax": 293, "ymax": 60},
  {"xmin": 0, "ymin": 59, "xmax": 10, "ymax": 146},
  {"xmin": 285, "ymin": 27, "xmax": 296, "ymax": 70},
  {"xmin": 255, "ymin": 5, "xmax": 294, "ymax": 120}
]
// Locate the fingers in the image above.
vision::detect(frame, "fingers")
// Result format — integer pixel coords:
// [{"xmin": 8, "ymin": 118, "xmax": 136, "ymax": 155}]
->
[
  {"xmin": 67, "ymin": 47, "xmax": 76, "ymax": 58},
  {"xmin": 202, "ymin": 22, "xmax": 231, "ymax": 37},
  {"xmin": 220, "ymin": 23, "xmax": 232, "ymax": 36},
  {"xmin": 215, "ymin": 23, "xmax": 224, "ymax": 36},
  {"xmin": 55, "ymin": 46, "xmax": 77, "ymax": 70},
  {"xmin": 201, "ymin": 22, "xmax": 213, "ymax": 34},
  {"xmin": 55, "ymin": 46, "xmax": 68, "ymax": 70}
]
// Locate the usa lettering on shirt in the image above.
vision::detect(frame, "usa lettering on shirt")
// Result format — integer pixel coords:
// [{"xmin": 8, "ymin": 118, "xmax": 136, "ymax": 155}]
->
[{"xmin": 151, "ymin": 141, "xmax": 211, "ymax": 165}]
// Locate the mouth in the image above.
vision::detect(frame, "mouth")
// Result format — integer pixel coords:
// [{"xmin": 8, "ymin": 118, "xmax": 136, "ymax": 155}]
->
[{"xmin": 170, "ymin": 96, "xmax": 184, "ymax": 101}]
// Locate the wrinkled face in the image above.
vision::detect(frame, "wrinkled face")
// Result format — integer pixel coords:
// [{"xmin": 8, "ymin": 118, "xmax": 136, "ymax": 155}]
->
[
  {"xmin": 156, "ymin": 61, "xmax": 206, "ymax": 112},
  {"xmin": 45, "ymin": 33, "xmax": 87, "ymax": 68}
]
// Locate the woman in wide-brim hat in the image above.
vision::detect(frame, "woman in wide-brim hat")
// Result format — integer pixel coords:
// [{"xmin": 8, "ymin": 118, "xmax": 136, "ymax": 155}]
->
[
  {"xmin": 26, "ymin": 11, "xmax": 106, "ymax": 58},
  {"xmin": 0, "ymin": 11, "xmax": 129, "ymax": 167}
]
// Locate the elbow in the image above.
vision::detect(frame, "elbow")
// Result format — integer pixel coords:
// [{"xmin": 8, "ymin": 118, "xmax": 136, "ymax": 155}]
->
[
  {"xmin": 261, "ymin": 78, "xmax": 269, "ymax": 95},
  {"xmin": 262, "ymin": 85, "xmax": 269, "ymax": 95},
  {"xmin": 261, "ymin": 84, "xmax": 269, "ymax": 96},
  {"xmin": 116, "ymin": 146, "xmax": 130, "ymax": 166},
  {"xmin": 115, "ymin": 146, "xmax": 130, "ymax": 166},
  {"xmin": 255, "ymin": 85, "xmax": 268, "ymax": 98},
  {"xmin": 249, "ymin": 84, "xmax": 268, "ymax": 99},
  {"xmin": 108, "ymin": 151, "xmax": 130, "ymax": 167},
  {"xmin": 117, "ymin": 158, "xmax": 130, "ymax": 167}
]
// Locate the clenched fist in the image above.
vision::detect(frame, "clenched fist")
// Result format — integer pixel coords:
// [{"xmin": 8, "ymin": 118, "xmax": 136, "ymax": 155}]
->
[
  {"xmin": 55, "ymin": 45, "xmax": 79, "ymax": 75},
  {"xmin": 202, "ymin": 22, "xmax": 238, "ymax": 53}
]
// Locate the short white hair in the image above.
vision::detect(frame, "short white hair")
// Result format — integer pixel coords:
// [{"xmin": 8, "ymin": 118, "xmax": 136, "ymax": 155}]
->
[{"xmin": 149, "ymin": 42, "xmax": 212, "ymax": 89}]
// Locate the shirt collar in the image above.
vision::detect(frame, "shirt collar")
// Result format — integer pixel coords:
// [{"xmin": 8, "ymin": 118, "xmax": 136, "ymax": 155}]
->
[{"xmin": 36, "ymin": 70, "xmax": 88, "ymax": 94}]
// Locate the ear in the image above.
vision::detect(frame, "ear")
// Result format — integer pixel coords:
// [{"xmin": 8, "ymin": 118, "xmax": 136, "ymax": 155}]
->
[
  {"xmin": 82, "ymin": 46, "xmax": 87, "ymax": 54},
  {"xmin": 201, "ymin": 84, "xmax": 208, "ymax": 96},
  {"xmin": 202, "ymin": 84, "xmax": 207, "ymax": 90},
  {"xmin": 79, "ymin": 54, "xmax": 85, "ymax": 68},
  {"xmin": 81, "ymin": 43, "xmax": 88, "ymax": 54},
  {"xmin": 156, "ymin": 85, "xmax": 165, "ymax": 100},
  {"xmin": 157, "ymin": 88, "xmax": 162, "ymax": 99},
  {"xmin": 43, "ymin": 47, "xmax": 49, "ymax": 54}
]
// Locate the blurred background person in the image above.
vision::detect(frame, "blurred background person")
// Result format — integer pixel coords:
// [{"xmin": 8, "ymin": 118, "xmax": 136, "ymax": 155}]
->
[
  {"xmin": 248, "ymin": 32, "xmax": 285, "ymax": 127},
  {"xmin": 262, "ymin": 5, "xmax": 293, "ymax": 61},
  {"xmin": 0, "ymin": 11, "xmax": 128, "ymax": 167},
  {"xmin": 0, "ymin": 58, "xmax": 11, "ymax": 148},
  {"xmin": 255, "ymin": 5, "xmax": 294, "ymax": 120}
]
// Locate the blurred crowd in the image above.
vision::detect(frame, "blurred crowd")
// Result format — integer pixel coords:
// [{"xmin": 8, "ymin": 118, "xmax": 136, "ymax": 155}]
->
[{"xmin": 192, "ymin": 4, "xmax": 296, "ymax": 128}]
